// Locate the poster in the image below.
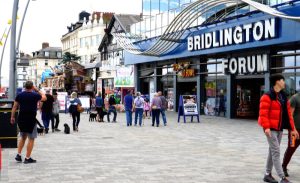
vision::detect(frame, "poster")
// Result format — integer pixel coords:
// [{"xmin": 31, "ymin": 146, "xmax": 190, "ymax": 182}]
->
[
  {"xmin": 149, "ymin": 79, "xmax": 155, "ymax": 103},
  {"xmin": 114, "ymin": 66, "xmax": 134, "ymax": 87},
  {"xmin": 97, "ymin": 77, "xmax": 102, "ymax": 93},
  {"xmin": 79, "ymin": 96, "xmax": 90, "ymax": 109},
  {"xmin": 57, "ymin": 92, "xmax": 68, "ymax": 111},
  {"xmin": 182, "ymin": 95, "xmax": 198, "ymax": 115}
]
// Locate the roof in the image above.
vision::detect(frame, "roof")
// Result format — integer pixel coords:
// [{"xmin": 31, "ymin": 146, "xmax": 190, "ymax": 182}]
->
[
  {"xmin": 98, "ymin": 14, "xmax": 141, "ymax": 52},
  {"xmin": 114, "ymin": 14, "xmax": 141, "ymax": 32}
]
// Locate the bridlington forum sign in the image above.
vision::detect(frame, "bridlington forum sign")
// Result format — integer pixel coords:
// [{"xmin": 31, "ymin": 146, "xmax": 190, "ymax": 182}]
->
[
  {"xmin": 187, "ymin": 18, "xmax": 277, "ymax": 51},
  {"xmin": 187, "ymin": 18, "xmax": 277, "ymax": 75}
]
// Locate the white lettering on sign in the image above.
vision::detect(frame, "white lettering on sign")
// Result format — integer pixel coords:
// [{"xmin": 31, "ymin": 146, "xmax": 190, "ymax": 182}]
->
[
  {"xmin": 187, "ymin": 18, "xmax": 277, "ymax": 51},
  {"xmin": 222, "ymin": 54, "xmax": 268, "ymax": 75}
]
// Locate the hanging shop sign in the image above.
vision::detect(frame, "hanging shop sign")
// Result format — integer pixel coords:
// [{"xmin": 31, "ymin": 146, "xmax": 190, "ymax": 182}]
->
[
  {"xmin": 222, "ymin": 54, "xmax": 268, "ymax": 75},
  {"xmin": 173, "ymin": 62, "xmax": 195, "ymax": 77},
  {"xmin": 188, "ymin": 18, "xmax": 277, "ymax": 51},
  {"xmin": 114, "ymin": 66, "xmax": 134, "ymax": 87}
]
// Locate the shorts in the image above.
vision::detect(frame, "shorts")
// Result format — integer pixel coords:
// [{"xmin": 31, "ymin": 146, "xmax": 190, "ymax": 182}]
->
[{"xmin": 19, "ymin": 124, "xmax": 37, "ymax": 139}]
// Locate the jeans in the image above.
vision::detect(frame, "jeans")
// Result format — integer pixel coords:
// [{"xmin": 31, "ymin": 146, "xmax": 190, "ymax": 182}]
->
[
  {"xmin": 72, "ymin": 112, "xmax": 80, "ymax": 130},
  {"xmin": 125, "ymin": 110, "xmax": 133, "ymax": 126},
  {"xmin": 42, "ymin": 112, "xmax": 52, "ymax": 129},
  {"xmin": 282, "ymin": 129, "xmax": 300, "ymax": 169},
  {"xmin": 152, "ymin": 109, "xmax": 160, "ymax": 126},
  {"xmin": 107, "ymin": 106, "xmax": 117, "ymax": 122},
  {"xmin": 266, "ymin": 130, "xmax": 284, "ymax": 178},
  {"xmin": 51, "ymin": 113, "xmax": 60, "ymax": 129},
  {"xmin": 160, "ymin": 109, "xmax": 167, "ymax": 125},
  {"xmin": 134, "ymin": 108, "xmax": 144, "ymax": 126}
]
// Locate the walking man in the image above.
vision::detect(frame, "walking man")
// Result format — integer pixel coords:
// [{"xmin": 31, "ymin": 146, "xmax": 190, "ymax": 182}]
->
[
  {"xmin": 134, "ymin": 92, "xmax": 144, "ymax": 126},
  {"xmin": 107, "ymin": 95, "xmax": 117, "ymax": 122},
  {"xmin": 11, "ymin": 81, "xmax": 46, "ymax": 164},
  {"xmin": 158, "ymin": 91, "xmax": 168, "ymax": 126},
  {"xmin": 151, "ymin": 93, "xmax": 162, "ymax": 127},
  {"xmin": 124, "ymin": 90, "xmax": 134, "ymax": 126},
  {"xmin": 51, "ymin": 93, "xmax": 61, "ymax": 132},
  {"xmin": 282, "ymin": 85, "xmax": 300, "ymax": 177},
  {"xmin": 258, "ymin": 74, "xmax": 299, "ymax": 183},
  {"xmin": 40, "ymin": 90, "xmax": 54, "ymax": 133}
]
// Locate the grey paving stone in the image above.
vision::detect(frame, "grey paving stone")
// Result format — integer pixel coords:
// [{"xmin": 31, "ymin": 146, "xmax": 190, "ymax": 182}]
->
[{"xmin": 0, "ymin": 112, "xmax": 299, "ymax": 183}]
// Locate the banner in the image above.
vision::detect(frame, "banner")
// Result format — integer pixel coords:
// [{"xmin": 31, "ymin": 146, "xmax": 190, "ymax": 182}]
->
[
  {"xmin": 114, "ymin": 66, "xmax": 134, "ymax": 87},
  {"xmin": 182, "ymin": 95, "xmax": 198, "ymax": 115},
  {"xmin": 57, "ymin": 92, "xmax": 68, "ymax": 111},
  {"xmin": 97, "ymin": 78, "xmax": 102, "ymax": 93}
]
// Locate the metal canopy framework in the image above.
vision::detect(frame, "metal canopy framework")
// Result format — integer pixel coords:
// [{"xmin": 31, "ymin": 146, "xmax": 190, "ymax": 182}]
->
[{"xmin": 113, "ymin": 0, "xmax": 300, "ymax": 57}]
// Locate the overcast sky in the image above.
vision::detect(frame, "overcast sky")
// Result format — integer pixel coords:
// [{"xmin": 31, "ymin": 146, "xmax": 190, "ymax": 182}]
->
[{"xmin": 0, "ymin": 0, "xmax": 142, "ymax": 87}]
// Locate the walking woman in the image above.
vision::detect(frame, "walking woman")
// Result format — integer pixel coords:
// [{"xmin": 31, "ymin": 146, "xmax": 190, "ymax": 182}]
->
[
  {"xmin": 69, "ymin": 92, "xmax": 82, "ymax": 132},
  {"xmin": 151, "ymin": 93, "xmax": 162, "ymax": 127}
]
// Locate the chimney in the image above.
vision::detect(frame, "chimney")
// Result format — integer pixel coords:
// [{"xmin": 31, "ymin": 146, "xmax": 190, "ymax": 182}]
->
[{"xmin": 42, "ymin": 42, "xmax": 49, "ymax": 49}]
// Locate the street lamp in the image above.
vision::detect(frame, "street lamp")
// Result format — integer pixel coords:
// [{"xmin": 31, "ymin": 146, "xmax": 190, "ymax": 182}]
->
[{"xmin": 8, "ymin": 0, "xmax": 36, "ymax": 99}]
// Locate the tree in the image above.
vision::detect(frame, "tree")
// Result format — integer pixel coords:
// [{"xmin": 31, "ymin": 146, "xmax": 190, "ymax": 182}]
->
[{"xmin": 60, "ymin": 52, "xmax": 80, "ymax": 64}]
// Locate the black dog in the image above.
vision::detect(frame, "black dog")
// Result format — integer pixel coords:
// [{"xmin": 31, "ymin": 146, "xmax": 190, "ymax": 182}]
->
[
  {"xmin": 36, "ymin": 119, "xmax": 45, "ymax": 135},
  {"xmin": 89, "ymin": 112, "xmax": 97, "ymax": 122},
  {"xmin": 64, "ymin": 123, "xmax": 70, "ymax": 134},
  {"xmin": 37, "ymin": 127, "xmax": 45, "ymax": 135}
]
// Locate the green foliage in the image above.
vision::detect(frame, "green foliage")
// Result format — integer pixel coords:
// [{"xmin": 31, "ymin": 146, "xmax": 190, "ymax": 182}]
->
[{"xmin": 60, "ymin": 52, "xmax": 81, "ymax": 64}]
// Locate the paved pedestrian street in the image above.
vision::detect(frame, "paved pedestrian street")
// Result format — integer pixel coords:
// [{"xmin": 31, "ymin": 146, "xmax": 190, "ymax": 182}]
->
[{"xmin": 1, "ymin": 112, "xmax": 300, "ymax": 183}]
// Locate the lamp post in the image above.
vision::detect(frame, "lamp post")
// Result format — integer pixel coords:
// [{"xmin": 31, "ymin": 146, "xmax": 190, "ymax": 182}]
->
[
  {"xmin": 8, "ymin": 0, "xmax": 19, "ymax": 100},
  {"xmin": 8, "ymin": 0, "xmax": 35, "ymax": 99}
]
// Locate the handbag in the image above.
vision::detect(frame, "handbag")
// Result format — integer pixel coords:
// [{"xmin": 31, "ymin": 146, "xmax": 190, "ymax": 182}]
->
[
  {"xmin": 77, "ymin": 104, "xmax": 84, "ymax": 113},
  {"xmin": 152, "ymin": 105, "xmax": 157, "ymax": 110}
]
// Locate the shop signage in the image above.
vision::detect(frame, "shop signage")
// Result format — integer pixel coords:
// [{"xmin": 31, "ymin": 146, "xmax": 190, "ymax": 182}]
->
[
  {"xmin": 222, "ymin": 54, "xmax": 268, "ymax": 75},
  {"xmin": 114, "ymin": 66, "xmax": 134, "ymax": 87},
  {"xmin": 173, "ymin": 62, "xmax": 195, "ymax": 77},
  {"xmin": 188, "ymin": 18, "xmax": 277, "ymax": 51}
]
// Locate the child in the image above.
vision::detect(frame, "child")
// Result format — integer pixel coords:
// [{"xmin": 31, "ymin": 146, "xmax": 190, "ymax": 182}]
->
[{"xmin": 144, "ymin": 98, "xmax": 150, "ymax": 119}]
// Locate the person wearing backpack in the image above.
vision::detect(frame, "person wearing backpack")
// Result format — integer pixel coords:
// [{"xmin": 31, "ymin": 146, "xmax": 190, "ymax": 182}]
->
[
  {"xmin": 95, "ymin": 92, "xmax": 104, "ymax": 122},
  {"xmin": 158, "ymin": 91, "xmax": 168, "ymax": 126},
  {"xmin": 134, "ymin": 92, "xmax": 145, "ymax": 126}
]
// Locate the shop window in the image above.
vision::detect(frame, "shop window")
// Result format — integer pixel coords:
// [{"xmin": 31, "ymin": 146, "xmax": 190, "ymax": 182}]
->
[{"xmin": 203, "ymin": 58, "xmax": 227, "ymax": 117}]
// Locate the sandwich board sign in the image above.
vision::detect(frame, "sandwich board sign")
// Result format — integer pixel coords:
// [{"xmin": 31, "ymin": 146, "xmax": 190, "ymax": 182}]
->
[{"xmin": 177, "ymin": 95, "xmax": 200, "ymax": 123}]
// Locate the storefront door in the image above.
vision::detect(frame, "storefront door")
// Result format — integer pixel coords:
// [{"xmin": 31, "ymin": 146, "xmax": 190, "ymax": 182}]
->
[{"xmin": 235, "ymin": 78, "xmax": 265, "ymax": 119}]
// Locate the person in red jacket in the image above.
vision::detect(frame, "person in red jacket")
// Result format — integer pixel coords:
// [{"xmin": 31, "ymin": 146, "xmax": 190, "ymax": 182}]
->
[{"xmin": 258, "ymin": 74, "xmax": 299, "ymax": 183}]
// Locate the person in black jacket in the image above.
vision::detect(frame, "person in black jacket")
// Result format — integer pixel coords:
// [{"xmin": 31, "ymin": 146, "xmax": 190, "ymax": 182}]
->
[{"xmin": 107, "ymin": 95, "xmax": 117, "ymax": 122}]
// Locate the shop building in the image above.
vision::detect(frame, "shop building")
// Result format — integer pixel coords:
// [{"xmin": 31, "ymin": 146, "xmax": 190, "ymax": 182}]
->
[
  {"xmin": 97, "ymin": 14, "xmax": 141, "ymax": 99},
  {"xmin": 114, "ymin": 0, "xmax": 300, "ymax": 119}
]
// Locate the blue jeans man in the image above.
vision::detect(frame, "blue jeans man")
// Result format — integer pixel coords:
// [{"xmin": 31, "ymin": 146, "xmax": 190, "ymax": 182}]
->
[
  {"xmin": 160, "ymin": 109, "xmax": 167, "ymax": 126},
  {"xmin": 42, "ymin": 112, "xmax": 52, "ymax": 133},
  {"xmin": 134, "ymin": 108, "xmax": 144, "ymax": 126},
  {"xmin": 107, "ymin": 106, "xmax": 117, "ymax": 122},
  {"xmin": 125, "ymin": 109, "xmax": 133, "ymax": 126}
]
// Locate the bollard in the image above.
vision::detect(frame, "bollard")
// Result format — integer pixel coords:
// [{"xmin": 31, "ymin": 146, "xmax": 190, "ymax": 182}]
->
[{"xmin": 0, "ymin": 144, "xmax": 2, "ymax": 170}]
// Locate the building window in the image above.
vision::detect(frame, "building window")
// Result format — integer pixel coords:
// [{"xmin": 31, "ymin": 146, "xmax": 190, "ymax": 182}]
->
[
  {"xmin": 45, "ymin": 60, "xmax": 48, "ymax": 66},
  {"xmin": 45, "ymin": 51, "xmax": 49, "ymax": 57},
  {"xmin": 57, "ymin": 52, "xmax": 62, "ymax": 58}
]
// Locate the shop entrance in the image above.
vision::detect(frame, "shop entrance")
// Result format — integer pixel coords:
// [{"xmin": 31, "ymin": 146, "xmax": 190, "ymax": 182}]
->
[
  {"xmin": 176, "ymin": 82, "xmax": 197, "ymax": 112},
  {"xmin": 235, "ymin": 78, "xmax": 265, "ymax": 119}
]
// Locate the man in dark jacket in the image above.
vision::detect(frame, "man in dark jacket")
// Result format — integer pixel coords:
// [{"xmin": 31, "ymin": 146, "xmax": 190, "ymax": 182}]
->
[
  {"xmin": 11, "ymin": 81, "xmax": 46, "ymax": 164},
  {"xmin": 40, "ymin": 90, "xmax": 54, "ymax": 133},
  {"xmin": 258, "ymin": 74, "xmax": 299, "ymax": 183},
  {"xmin": 107, "ymin": 95, "xmax": 117, "ymax": 122},
  {"xmin": 282, "ymin": 82, "xmax": 300, "ymax": 177}
]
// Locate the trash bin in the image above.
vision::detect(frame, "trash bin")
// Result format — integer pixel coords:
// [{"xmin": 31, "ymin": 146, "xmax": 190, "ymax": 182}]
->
[{"xmin": 0, "ymin": 100, "xmax": 17, "ymax": 148}]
